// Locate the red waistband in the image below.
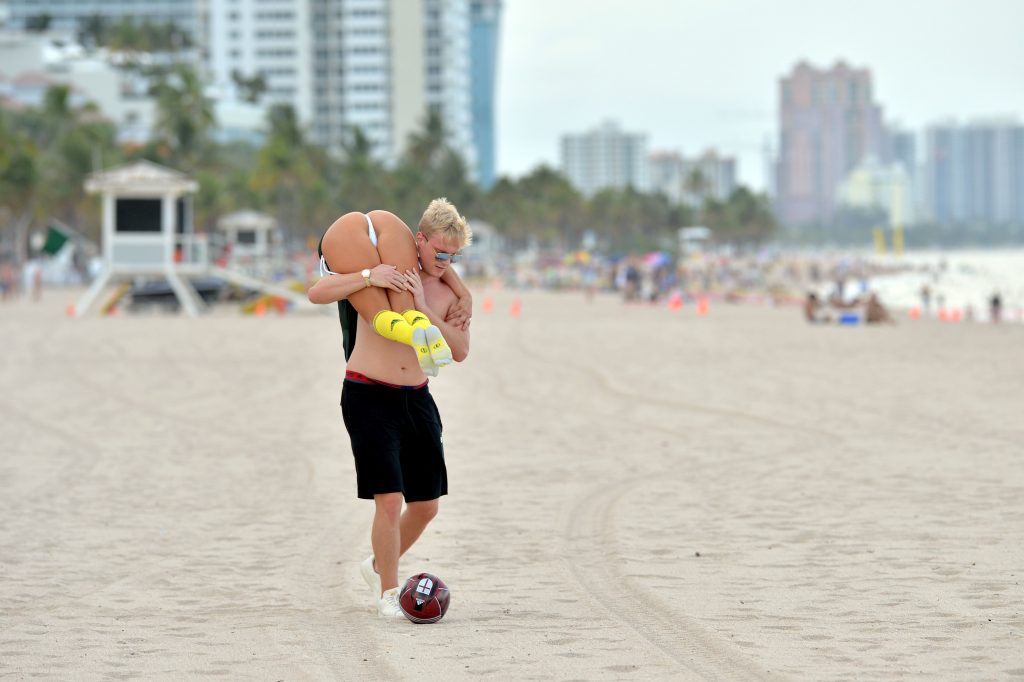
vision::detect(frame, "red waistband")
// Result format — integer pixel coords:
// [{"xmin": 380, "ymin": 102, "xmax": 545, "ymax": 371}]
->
[{"xmin": 346, "ymin": 370, "xmax": 428, "ymax": 390}]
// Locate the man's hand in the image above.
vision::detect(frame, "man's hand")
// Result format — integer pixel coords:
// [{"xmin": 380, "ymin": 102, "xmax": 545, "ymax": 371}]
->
[
  {"xmin": 402, "ymin": 270, "xmax": 428, "ymax": 311},
  {"xmin": 446, "ymin": 294, "xmax": 472, "ymax": 331},
  {"xmin": 370, "ymin": 264, "xmax": 408, "ymax": 292}
]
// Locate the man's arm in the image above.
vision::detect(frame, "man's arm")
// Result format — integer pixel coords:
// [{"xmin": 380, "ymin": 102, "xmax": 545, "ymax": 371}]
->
[
  {"xmin": 307, "ymin": 263, "xmax": 408, "ymax": 305},
  {"xmin": 440, "ymin": 267, "xmax": 472, "ymax": 330},
  {"xmin": 404, "ymin": 271, "xmax": 470, "ymax": 362}
]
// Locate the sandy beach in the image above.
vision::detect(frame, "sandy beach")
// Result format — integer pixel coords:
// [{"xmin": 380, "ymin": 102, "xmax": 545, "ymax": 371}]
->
[{"xmin": 1, "ymin": 289, "xmax": 1022, "ymax": 681}]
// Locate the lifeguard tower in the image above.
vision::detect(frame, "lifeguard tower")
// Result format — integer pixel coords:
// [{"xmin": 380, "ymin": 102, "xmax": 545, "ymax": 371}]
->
[
  {"xmin": 74, "ymin": 160, "xmax": 207, "ymax": 316},
  {"xmin": 216, "ymin": 210, "xmax": 278, "ymax": 275},
  {"xmin": 74, "ymin": 160, "xmax": 313, "ymax": 317}
]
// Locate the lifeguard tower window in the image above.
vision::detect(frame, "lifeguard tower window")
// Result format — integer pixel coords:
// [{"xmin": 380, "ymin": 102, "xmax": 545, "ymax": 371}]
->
[
  {"xmin": 237, "ymin": 230, "xmax": 257, "ymax": 245},
  {"xmin": 116, "ymin": 198, "xmax": 162, "ymax": 233}
]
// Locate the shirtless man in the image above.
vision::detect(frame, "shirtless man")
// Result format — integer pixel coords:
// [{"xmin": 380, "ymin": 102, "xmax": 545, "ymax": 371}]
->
[{"xmin": 308, "ymin": 198, "xmax": 471, "ymax": 618}]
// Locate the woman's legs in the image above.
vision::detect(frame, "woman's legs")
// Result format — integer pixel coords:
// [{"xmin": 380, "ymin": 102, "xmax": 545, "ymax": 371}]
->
[
  {"xmin": 367, "ymin": 211, "xmax": 453, "ymax": 369},
  {"xmin": 321, "ymin": 212, "xmax": 391, "ymax": 322},
  {"xmin": 320, "ymin": 211, "xmax": 440, "ymax": 369},
  {"xmin": 367, "ymin": 210, "xmax": 418, "ymax": 313}
]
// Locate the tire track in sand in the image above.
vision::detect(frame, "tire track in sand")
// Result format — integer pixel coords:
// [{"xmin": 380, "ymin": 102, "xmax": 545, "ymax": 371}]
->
[{"xmin": 494, "ymin": 318, "xmax": 804, "ymax": 679}]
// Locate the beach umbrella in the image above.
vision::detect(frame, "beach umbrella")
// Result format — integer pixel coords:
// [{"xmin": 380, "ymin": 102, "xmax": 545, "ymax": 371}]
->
[{"xmin": 643, "ymin": 251, "xmax": 669, "ymax": 267}]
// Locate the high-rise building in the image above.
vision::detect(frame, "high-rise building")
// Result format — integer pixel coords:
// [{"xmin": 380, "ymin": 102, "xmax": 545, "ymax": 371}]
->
[
  {"xmin": 5, "ymin": 0, "xmax": 202, "ymax": 41},
  {"xmin": 681, "ymin": 150, "xmax": 737, "ymax": 206},
  {"xmin": 305, "ymin": 0, "xmax": 476, "ymax": 170},
  {"xmin": 6, "ymin": 0, "xmax": 487, "ymax": 179},
  {"xmin": 469, "ymin": 0, "xmax": 501, "ymax": 189},
  {"xmin": 647, "ymin": 149, "xmax": 737, "ymax": 207},
  {"xmin": 647, "ymin": 152, "xmax": 687, "ymax": 205},
  {"xmin": 423, "ymin": 0, "xmax": 475, "ymax": 176},
  {"xmin": 209, "ymin": 0, "xmax": 314, "ymax": 125},
  {"xmin": 310, "ymin": 0, "xmax": 423, "ymax": 161},
  {"xmin": 924, "ymin": 120, "xmax": 1024, "ymax": 227},
  {"xmin": 561, "ymin": 121, "xmax": 648, "ymax": 197},
  {"xmin": 775, "ymin": 60, "xmax": 886, "ymax": 226}
]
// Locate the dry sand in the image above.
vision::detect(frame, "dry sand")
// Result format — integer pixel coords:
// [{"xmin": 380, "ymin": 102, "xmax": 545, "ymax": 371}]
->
[{"xmin": 1, "ymin": 289, "xmax": 1022, "ymax": 681}]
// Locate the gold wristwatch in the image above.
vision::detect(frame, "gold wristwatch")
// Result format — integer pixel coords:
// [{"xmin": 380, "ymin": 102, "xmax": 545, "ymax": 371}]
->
[{"xmin": 361, "ymin": 268, "xmax": 372, "ymax": 287}]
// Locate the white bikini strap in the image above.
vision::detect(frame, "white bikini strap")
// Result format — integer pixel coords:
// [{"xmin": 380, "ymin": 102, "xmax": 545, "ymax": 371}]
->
[
  {"xmin": 365, "ymin": 213, "xmax": 378, "ymax": 247},
  {"xmin": 319, "ymin": 255, "xmax": 340, "ymax": 278},
  {"xmin": 320, "ymin": 213, "xmax": 378, "ymax": 277}
]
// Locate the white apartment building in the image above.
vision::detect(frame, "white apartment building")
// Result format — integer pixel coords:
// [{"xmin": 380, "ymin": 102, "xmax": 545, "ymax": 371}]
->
[
  {"xmin": 647, "ymin": 149, "xmax": 738, "ymax": 207},
  {"xmin": 0, "ymin": 30, "xmax": 156, "ymax": 143},
  {"xmin": 4, "ymin": 1, "xmax": 481, "ymax": 174},
  {"xmin": 561, "ymin": 121, "xmax": 649, "ymax": 197},
  {"xmin": 309, "ymin": 0, "xmax": 396, "ymax": 157},
  {"xmin": 208, "ymin": 0, "xmax": 314, "ymax": 126},
  {"xmin": 214, "ymin": 0, "xmax": 474, "ymax": 169},
  {"xmin": 423, "ymin": 0, "xmax": 475, "ymax": 176},
  {"xmin": 648, "ymin": 152, "xmax": 687, "ymax": 205}
]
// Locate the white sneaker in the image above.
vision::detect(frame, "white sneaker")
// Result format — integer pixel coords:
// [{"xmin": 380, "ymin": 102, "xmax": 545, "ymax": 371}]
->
[
  {"xmin": 378, "ymin": 587, "xmax": 404, "ymax": 618},
  {"xmin": 360, "ymin": 555, "xmax": 381, "ymax": 600}
]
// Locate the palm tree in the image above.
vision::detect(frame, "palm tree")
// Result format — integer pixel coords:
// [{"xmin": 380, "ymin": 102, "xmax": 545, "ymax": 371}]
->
[
  {"xmin": 150, "ymin": 64, "xmax": 215, "ymax": 166},
  {"xmin": 0, "ymin": 112, "xmax": 40, "ymax": 266},
  {"xmin": 684, "ymin": 167, "xmax": 709, "ymax": 215},
  {"xmin": 250, "ymin": 105, "xmax": 328, "ymax": 235},
  {"xmin": 404, "ymin": 109, "xmax": 448, "ymax": 169}
]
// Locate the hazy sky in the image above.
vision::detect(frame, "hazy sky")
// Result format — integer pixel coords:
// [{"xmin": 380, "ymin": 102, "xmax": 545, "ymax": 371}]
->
[{"xmin": 495, "ymin": 0, "xmax": 1024, "ymax": 190}]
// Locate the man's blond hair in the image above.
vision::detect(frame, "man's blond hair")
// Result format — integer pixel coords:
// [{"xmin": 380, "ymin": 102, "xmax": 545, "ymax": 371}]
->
[{"xmin": 419, "ymin": 197, "xmax": 472, "ymax": 247}]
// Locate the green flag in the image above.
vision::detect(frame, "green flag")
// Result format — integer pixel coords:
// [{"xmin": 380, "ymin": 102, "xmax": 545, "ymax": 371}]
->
[{"xmin": 42, "ymin": 224, "xmax": 69, "ymax": 255}]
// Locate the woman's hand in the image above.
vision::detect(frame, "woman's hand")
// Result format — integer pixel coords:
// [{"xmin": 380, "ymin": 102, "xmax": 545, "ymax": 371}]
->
[
  {"xmin": 447, "ymin": 293, "xmax": 473, "ymax": 330},
  {"xmin": 370, "ymin": 264, "xmax": 408, "ymax": 292},
  {"xmin": 403, "ymin": 270, "xmax": 427, "ymax": 310}
]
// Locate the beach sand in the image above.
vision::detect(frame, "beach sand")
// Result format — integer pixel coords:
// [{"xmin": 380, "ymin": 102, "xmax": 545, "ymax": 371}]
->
[{"xmin": 1, "ymin": 289, "xmax": 1022, "ymax": 681}]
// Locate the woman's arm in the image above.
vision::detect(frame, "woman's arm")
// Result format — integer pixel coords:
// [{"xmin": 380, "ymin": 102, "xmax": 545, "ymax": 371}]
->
[{"xmin": 307, "ymin": 263, "xmax": 408, "ymax": 305}]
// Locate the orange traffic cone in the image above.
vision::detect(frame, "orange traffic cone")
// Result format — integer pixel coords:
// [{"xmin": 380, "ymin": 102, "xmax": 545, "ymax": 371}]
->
[
  {"xmin": 909, "ymin": 306, "xmax": 921, "ymax": 320},
  {"xmin": 510, "ymin": 298, "xmax": 521, "ymax": 317},
  {"xmin": 696, "ymin": 297, "xmax": 709, "ymax": 316},
  {"xmin": 668, "ymin": 291, "xmax": 683, "ymax": 311},
  {"xmin": 482, "ymin": 295, "xmax": 494, "ymax": 313},
  {"xmin": 254, "ymin": 300, "xmax": 268, "ymax": 317}
]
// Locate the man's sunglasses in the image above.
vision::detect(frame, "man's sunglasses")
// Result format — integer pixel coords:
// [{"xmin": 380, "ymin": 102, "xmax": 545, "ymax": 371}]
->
[
  {"xmin": 427, "ymin": 242, "xmax": 462, "ymax": 263},
  {"xmin": 433, "ymin": 251, "xmax": 462, "ymax": 264}
]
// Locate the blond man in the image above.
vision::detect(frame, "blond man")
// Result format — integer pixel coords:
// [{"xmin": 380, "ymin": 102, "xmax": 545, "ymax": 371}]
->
[{"xmin": 308, "ymin": 198, "xmax": 472, "ymax": 617}]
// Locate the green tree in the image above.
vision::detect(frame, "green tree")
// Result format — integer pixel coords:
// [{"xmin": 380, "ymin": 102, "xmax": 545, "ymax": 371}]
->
[
  {"xmin": 514, "ymin": 166, "xmax": 584, "ymax": 248},
  {"xmin": 3, "ymin": 86, "xmax": 118, "ymax": 237},
  {"xmin": 337, "ymin": 126, "xmax": 389, "ymax": 213},
  {"xmin": 78, "ymin": 14, "xmax": 110, "ymax": 49},
  {"xmin": 703, "ymin": 187, "xmax": 778, "ymax": 245},
  {"xmin": 250, "ymin": 105, "xmax": 330, "ymax": 237},
  {"xmin": 390, "ymin": 111, "xmax": 479, "ymax": 225},
  {"xmin": 0, "ymin": 111, "xmax": 40, "ymax": 265},
  {"xmin": 25, "ymin": 14, "xmax": 52, "ymax": 32},
  {"xmin": 150, "ymin": 64, "xmax": 215, "ymax": 167},
  {"xmin": 231, "ymin": 70, "xmax": 267, "ymax": 104},
  {"xmin": 405, "ymin": 110, "xmax": 448, "ymax": 168}
]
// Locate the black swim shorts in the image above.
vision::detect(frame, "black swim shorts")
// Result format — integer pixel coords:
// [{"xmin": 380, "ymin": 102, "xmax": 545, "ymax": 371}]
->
[{"xmin": 340, "ymin": 379, "xmax": 447, "ymax": 502}]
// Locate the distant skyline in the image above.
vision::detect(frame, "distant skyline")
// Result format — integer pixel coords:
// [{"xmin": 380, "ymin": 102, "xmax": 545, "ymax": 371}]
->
[{"xmin": 496, "ymin": 0, "xmax": 1024, "ymax": 191}]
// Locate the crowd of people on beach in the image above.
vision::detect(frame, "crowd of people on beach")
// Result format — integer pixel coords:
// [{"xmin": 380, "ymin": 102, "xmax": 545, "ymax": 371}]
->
[{"xmin": 480, "ymin": 247, "xmax": 1017, "ymax": 326}]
